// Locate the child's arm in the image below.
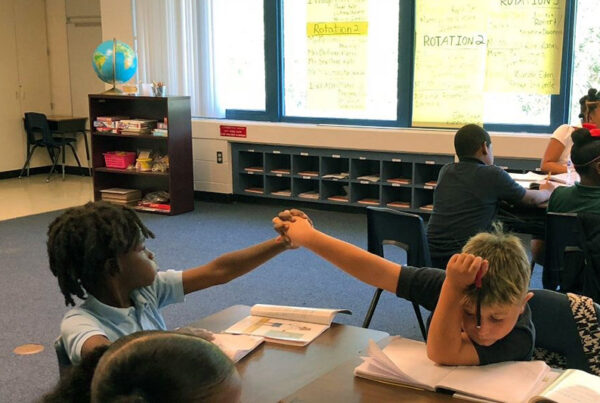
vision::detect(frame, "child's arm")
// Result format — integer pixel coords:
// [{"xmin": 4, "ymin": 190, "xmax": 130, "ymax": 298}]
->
[
  {"xmin": 273, "ymin": 216, "xmax": 401, "ymax": 293},
  {"xmin": 182, "ymin": 237, "xmax": 289, "ymax": 294},
  {"xmin": 81, "ymin": 335, "xmax": 110, "ymax": 360},
  {"xmin": 426, "ymin": 253, "xmax": 487, "ymax": 366}
]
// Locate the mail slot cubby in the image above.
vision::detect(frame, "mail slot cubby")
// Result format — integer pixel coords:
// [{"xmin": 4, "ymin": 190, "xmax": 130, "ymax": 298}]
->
[
  {"xmin": 239, "ymin": 173, "xmax": 264, "ymax": 195},
  {"xmin": 413, "ymin": 162, "xmax": 443, "ymax": 187},
  {"xmin": 382, "ymin": 160, "xmax": 412, "ymax": 185},
  {"xmin": 351, "ymin": 183, "xmax": 380, "ymax": 205},
  {"xmin": 266, "ymin": 176, "xmax": 291, "ymax": 198},
  {"xmin": 321, "ymin": 181, "xmax": 350, "ymax": 203},
  {"xmin": 265, "ymin": 152, "xmax": 291, "ymax": 175},
  {"xmin": 293, "ymin": 155, "xmax": 319, "ymax": 177},
  {"xmin": 294, "ymin": 177, "xmax": 320, "ymax": 200},
  {"xmin": 414, "ymin": 188, "xmax": 434, "ymax": 213},
  {"xmin": 382, "ymin": 186, "xmax": 412, "ymax": 209},
  {"xmin": 239, "ymin": 150, "xmax": 264, "ymax": 173},
  {"xmin": 351, "ymin": 158, "xmax": 381, "ymax": 182},
  {"xmin": 321, "ymin": 156, "xmax": 349, "ymax": 178}
]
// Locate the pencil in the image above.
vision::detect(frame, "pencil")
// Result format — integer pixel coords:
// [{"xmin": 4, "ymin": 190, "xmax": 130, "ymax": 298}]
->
[{"xmin": 546, "ymin": 172, "xmax": 551, "ymax": 181}]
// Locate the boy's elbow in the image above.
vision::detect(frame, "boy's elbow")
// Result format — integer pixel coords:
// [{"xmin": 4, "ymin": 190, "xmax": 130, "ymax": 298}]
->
[{"xmin": 426, "ymin": 344, "xmax": 448, "ymax": 365}]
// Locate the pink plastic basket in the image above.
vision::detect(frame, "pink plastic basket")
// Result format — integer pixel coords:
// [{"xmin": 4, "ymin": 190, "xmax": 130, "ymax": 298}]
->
[{"xmin": 103, "ymin": 151, "xmax": 136, "ymax": 169}]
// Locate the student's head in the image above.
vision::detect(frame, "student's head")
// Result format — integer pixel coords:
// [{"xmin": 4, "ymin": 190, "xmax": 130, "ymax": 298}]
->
[
  {"xmin": 454, "ymin": 124, "xmax": 493, "ymax": 165},
  {"xmin": 459, "ymin": 226, "xmax": 532, "ymax": 347},
  {"xmin": 571, "ymin": 127, "xmax": 600, "ymax": 185},
  {"xmin": 47, "ymin": 201, "xmax": 156, "ymax": 306},
  {"xmin": 90, "ymin": 331, "xmax": 241, "ymax": 403},
  {"xmin": 578, "ymin": 88, "xmax": 600, "ymax": 125}
]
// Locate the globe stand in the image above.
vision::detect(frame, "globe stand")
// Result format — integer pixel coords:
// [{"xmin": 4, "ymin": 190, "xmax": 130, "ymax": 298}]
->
[{"xmin": 102, "ymin": 85, "xmax": 123, "ymax": 95}]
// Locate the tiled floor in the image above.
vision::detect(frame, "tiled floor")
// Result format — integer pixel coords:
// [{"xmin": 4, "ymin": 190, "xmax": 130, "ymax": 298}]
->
[{"xmin": 0, "ymin": 174, "xmax": 93, "ymax": 221}]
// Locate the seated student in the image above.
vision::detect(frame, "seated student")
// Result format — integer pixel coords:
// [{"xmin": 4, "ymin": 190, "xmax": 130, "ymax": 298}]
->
[
  {"xmin": 541, "ymin": 88, "xmax": 600, "ymax": 174},
  {"xmin": 274, "ymin": 212, "xmax": 533, "ymax": 366},
  {"xmin": 47, "ymin": 201, "xmax": 292, "ymax": 365},
  {"xmin": 547, "ymin": 127, "xmax": 600, "ymax": 213},
  {"xmin": 42, "ymin": 330, "xmax": 240, "ymax": 403},
  {"xmin": 427, "ymin": 124, "xmax": 555, "ymax": 269}
]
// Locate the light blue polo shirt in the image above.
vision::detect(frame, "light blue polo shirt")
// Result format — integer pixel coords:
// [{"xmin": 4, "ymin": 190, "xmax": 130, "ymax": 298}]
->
[{"xmin": 61, "ymin": 269, "xmax": 184, "ymax": 364}]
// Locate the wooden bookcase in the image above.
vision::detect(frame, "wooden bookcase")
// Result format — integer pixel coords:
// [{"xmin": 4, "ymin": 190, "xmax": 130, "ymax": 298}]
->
[{"xmin": 89, "ymin": 94, "xmax": 193, "ymax": 215}]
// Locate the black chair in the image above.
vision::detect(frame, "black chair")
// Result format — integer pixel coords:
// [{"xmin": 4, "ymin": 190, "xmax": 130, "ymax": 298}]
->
[
  {"xmin": 576, "ymin": 212, "xmax": 600, "ymax": 302},
  {"xmin": 529, "ymin": 289, "xmax": 600, "ymax": 374},
  {"xmin": 19, "ymin": 112, "xmax": 82, "ymax": 181},
  {"xmin": 54, "ymin": 336, "xmax": 72, "ymax": 378},
  {"xmin": 542, "ymin": 212, "xmax": 584, "ymax": 292},
  {"xmin": 362, "ymin": 207, "xmax": 428, "ymax": 340}
]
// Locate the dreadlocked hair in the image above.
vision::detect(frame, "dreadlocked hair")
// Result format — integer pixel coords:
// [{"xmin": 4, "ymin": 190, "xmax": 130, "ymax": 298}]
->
[{"xmin": 47, "ymin": 201, "xmax": 154, "ymax": 306}]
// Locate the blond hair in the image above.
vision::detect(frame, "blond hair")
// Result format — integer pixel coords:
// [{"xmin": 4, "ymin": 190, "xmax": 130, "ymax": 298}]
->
[{"xmin": 462, "ymin": 224, "xmax": 530, "ymax": 307}]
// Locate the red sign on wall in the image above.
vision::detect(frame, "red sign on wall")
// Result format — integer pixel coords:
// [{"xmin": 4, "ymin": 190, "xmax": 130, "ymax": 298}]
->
[{"xmin": 220, "ymin": 125, "xmax": 247, "ymax": 138}]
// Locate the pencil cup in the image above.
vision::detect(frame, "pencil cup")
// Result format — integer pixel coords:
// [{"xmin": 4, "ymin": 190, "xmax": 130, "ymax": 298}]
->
[{"xmin": 153, "ymin": 86, "xmax": 166, "ymax": 97}]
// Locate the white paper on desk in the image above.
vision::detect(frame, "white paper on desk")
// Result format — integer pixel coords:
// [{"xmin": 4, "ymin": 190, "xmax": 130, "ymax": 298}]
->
[{"xmin": 211, "ymin": 333, "xmax": 264, "ymax": 363}]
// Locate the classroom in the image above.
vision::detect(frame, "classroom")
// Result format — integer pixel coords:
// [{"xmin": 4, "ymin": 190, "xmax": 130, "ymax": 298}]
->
[{"xmin": 2, "ymin": 1, "xmax": 600, "ymax": 402}]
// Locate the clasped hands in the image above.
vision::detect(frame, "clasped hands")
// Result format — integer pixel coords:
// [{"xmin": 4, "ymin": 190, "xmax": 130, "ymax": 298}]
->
[{"xmin": 273, "ymin": 209, "xmax": 313, "ymax": 248}]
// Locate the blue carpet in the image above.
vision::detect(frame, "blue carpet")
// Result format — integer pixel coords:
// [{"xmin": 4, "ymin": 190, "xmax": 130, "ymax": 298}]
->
[{"xmin": 0, "ymin": 200, "xmax": 543, "ymax": 402}]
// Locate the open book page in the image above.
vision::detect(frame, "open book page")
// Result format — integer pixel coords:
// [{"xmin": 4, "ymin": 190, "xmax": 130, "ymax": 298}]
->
[
  {"xmin": 210, "ymin": 333, "xmax": 264, "ymax": 363},
  {"xmin": 509, "ymin": 172, "xmax": 549, "ymax": 182},
  {"xmin": 354, "ymin": 338, "xmax": 451, "ymax": 391},
  {"xmin": 529, "ymin": 369, "xmax": 600, "ymax": 403},
  {"xmin": 550, "ymin": 172, "xmax": 581, "ymax": 185},
  {"xmin": 224, "ymin": 315, "xmax": 329, "ymax": 346},
  {"xmin": 250, "ymin": 304, "xmax": 351, "ymax": 325}
]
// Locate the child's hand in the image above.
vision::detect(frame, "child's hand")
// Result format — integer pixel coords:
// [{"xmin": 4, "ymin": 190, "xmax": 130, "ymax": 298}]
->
[
  {"xmin": 445, "ymin": 253, "xmax": 489, "ymax": 291},
  {"xmin": 277, "ymin": 209, "xmax": 313, "ymax": 226},
  {"xmin": 272, "ymin": 216, "xmax": 314, "ymax": 248}
]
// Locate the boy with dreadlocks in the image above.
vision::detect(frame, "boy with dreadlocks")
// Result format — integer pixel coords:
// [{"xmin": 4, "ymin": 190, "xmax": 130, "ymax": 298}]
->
[
  {"xmin": 274, "ymin": 211, "xmax": 534, "ymax": 366},
  {"xmin": 48, "ymin": 201, "xmax": 295, "ymax": 365}
]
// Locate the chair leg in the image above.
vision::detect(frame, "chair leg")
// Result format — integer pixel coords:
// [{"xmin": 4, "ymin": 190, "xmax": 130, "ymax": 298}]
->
[
  {"xmin": 362, "ymin": 288, "xmax": 384, "ymax": 328},
  {"xmin": 47, "ymin": 147, "xmax": 61, "ymax": 182},
  {"xmin": 66, "ymin": 143, "xmax": 82, "ymax": 170},
  {"xmin": 19, "ymin": 146, "xmax": 37, "ymax": 178},
  {"xmin": 61, "ymin": 144, "xmax": 66, "ymax": 180},
  {"xmin": 412, "ymin": 302, "xmax": 428, "ymax": 341}
]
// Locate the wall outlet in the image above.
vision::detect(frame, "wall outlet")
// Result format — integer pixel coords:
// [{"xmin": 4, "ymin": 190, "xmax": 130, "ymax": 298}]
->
[{"xmin": 216, "ymin": 151, "xmax": 223, "ymax": 163}]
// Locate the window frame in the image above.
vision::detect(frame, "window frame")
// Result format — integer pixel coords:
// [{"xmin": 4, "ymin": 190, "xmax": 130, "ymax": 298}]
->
[{"xmin": 225, "ymin": 0, "xmax": 577, "ymax": 134}]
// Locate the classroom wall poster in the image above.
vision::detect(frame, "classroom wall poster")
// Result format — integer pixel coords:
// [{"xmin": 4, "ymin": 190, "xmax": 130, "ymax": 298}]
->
[{"xmin": 306, "ymin": 0, "xmax": 368, "ymax": 112}]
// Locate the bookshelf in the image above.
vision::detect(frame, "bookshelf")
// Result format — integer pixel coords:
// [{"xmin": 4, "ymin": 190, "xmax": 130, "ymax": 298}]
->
[
  {"xmin": 232, "ymin": 143, "xmax": 541, "ymax": 214},
  {"xmin": 89, "ymin": 94, "xmax": 193, "ymax": 215}
]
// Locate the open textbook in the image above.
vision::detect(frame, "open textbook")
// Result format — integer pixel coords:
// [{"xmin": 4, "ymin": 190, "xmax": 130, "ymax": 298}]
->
[
  {"xmin": 509, "ymin": 171, "xmax": 580, "ymax": 189},
  {"xmin": 354, "ymin": 337, "xmax": 600, "ymax": 403},
  {"xmin": 224, "ymin": 304, "xmax": 351, "ymax": 346}
]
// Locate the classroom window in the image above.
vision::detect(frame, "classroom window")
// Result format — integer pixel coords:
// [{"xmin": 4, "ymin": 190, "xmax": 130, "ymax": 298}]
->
[
  {"xmin": 282, "ymin": 0, "xmax": 399, "ymax": 120},
  {"xmin": 569, "ymin": 0, "xmax": 600, "ymax": 125},
  {"xmin": 213, "ymin": 0, "xmax": 265, "ymax": 111}
]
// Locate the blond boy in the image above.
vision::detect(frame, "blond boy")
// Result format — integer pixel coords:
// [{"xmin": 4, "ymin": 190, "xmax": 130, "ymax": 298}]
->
[{"xmin": 274, "ymin": 211, "xmax": 533, "ymax": 366}]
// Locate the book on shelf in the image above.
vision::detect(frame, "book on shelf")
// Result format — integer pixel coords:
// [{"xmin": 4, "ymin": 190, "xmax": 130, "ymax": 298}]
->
[
  {"xmin": 152, "ymin": 128, "xmax": 169, "ymax": 137},
  {"xmin": 387, "ymin": 177, "xmax": 411, "ymax": 185},
  {"xmin": 354, "ymin": 337, "xmax": 599, "ymax": 403},
  {"xmin": 424, "ymin": 180, "xmax": 437, "ymax": 187},
  {"xmin": 224, "ymin": 304, "xmax": 351, "ymax": 346},
  {"xmin": 356, "ymin": 175, "xmax": 380, "ymax": 183},
  {"xmin": 297, "ymin": 170, "xmax": 319, "ymax": 177},
  {"xmin": 271, "ymin": 189, "xmax": 291, "ymax": 197},
  {"xmin": 138, "ymin": 202, "xmax": 170, "ymax": 211},
  {"xmin": 357, "ymin": 198, "xmax": 380, "ymax": 205},
  {"xmin": 387, "ymin": 201, "xmax": 410, "ymax": 208},
  {"xmin": 244, "ymin": 187, "xmax": 264, "ymax": 194},
  {"xmin": 298, "ymin": 190, "xmax": 319, "ymax": 199},
  {"xmin": 322, "ymin": 172, "xmax": 349, "ymax": 180},
  {"xmin": 100, "ymin": 188, "xmax": 142, "ymax": 201},
  {"xmin": 420, "ymin": 204, "xmax": 434, "ymax": 211},
  {"xmin": 96, "ymin": 115, "xmax": 129, "ymax": 122},
  {"xmin": 101, "ymin": 198, "xmax": 139, "ymax": 206},
  {"xmin": 244, "ymin": 166, "xmax": 264, "ymax": 173},
  {"xmin": 327, "ymin": 195, "xmax": 349, "ymax": 202},
  {"xmin": 270, "ymin": 168, "xmax": 291, "ymax": 175}
]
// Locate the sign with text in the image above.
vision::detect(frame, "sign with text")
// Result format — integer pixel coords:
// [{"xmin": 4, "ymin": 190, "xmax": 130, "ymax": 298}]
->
[
  {"xmin": 306, "ymin": 0, "xmax": 368, "ymax": 111},
  {"xmin": 220, "ymin": 125, "xmax": 247, "ymax": 138}
]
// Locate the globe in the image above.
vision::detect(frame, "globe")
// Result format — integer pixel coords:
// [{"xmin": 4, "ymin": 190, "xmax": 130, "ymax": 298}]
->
[{"xmin": 92, "ymin": 40, "xmax": 137, "ymax": 87}]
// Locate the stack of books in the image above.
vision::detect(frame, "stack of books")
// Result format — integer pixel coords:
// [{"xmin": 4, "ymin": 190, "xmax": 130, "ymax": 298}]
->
[
  {"xmin": 152, "ymin": 120, "xmax": 168, "ymax": 137},
  {"xmin": 94, "ymin": 116, "xmax": 129, "ymax": 133},
  {"xmin": 118, "ymin": 119, "xmax": 157, "ymax": 135},
  {"xmin": 100, "ymin": 188, "xmax": 142, "ymax": 206}
]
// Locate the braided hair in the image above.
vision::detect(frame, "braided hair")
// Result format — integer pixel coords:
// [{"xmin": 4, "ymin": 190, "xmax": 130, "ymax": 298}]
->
[
  {"xmin": 47, "ymin": 202, "xmax": 154, "ymax": 306},
  {"xmin": 578, "ymin": 88, "xmax": 600, "ymax": 122},
  {"xmin": 571, "ymin": 128, "xmax": 600, "ymax": 178}
]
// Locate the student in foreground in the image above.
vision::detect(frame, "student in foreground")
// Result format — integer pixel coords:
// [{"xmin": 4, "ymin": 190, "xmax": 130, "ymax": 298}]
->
[
  {"xmin": 42, "ymin": 330, "xmax": 241, "ymax": 403},
  {"xmin": 274, "ymin": 212, "xmax": 534, "ymax": 366},
  {"xmin": 427, "ymin": 123, "xmax": 556, "ymax": 269},
  {"xmin": 48, "ymin": 201, "xmax": 293, "ymax": 365}
]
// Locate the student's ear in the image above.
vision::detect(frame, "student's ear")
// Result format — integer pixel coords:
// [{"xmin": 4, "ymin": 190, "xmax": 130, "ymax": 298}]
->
[
  {"xmin": 481, "ymin": 142, "xmax": 489, "ymax": 155},
  {"xmin": 520, "ymin": 291, "xmax": 534, "ymax": 313}
]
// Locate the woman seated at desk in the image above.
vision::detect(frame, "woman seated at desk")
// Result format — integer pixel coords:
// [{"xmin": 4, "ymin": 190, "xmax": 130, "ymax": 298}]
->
[{"xmin": 541, "ymin": 88, "xmax": 600, "ymax": 174}]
